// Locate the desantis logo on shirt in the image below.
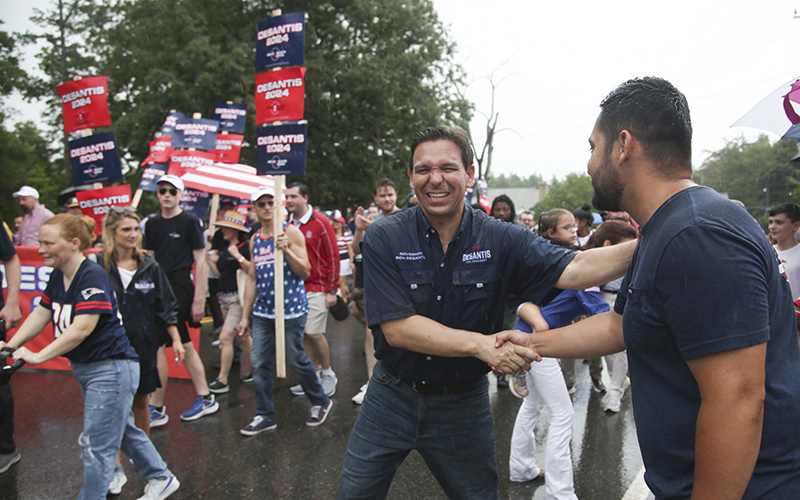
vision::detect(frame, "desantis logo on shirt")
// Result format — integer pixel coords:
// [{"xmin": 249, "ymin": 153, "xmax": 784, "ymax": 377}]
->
[
  {"xmin": 462, "ymin": 245, "xmax": 492, "ymax": 264},
  {"xmin": 81, "ymin": 287, "xmax": 105, "ymax": 300}
]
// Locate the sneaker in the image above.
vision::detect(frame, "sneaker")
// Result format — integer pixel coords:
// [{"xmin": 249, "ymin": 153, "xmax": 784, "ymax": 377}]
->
[
  {"xmin": 149, "ymin": 405, "xmax": 169, "ymax": 428},
  {"xmin": 351, "ymin": 383, "xmax": 368, "ymax": 405},
  {"xmin": 211, "ymin": 339, "xmax": 221, "ymax": 348},
  {"xmin": 496, "ymin": 373, "xmax": 509, "ymax": 389},
  {"xmin": 108, "ymin": 467, "xmax": 128, "ymax": 495},
  {"xmin": 137, "ymin": 474, "xmax": 180, "ymax": 500},
  {"xmin": 567, "ymin": 385, "xmax": 576, "ymax": 395},
  {"xmin": 180, "ymin": 395, "xmax": 219, "ymax": 421},
  {"xmin": 320, "ymin": 371, "xmax": 338, "ymax": 397},
  {"xmin": 208, "ymin": 379, "xmax": 229, "ymax": 394},
  {"xmin": 289, "ymin": 384, "xmax": 305, "ymax": 396},
  {"xmin": 0, "ymin": 451, "xmax": 20, "ymax": 474},
  {"xmin": 307, "ymin": 399, "xmax": 333, "ymax": 427},
  {"xmin": 240, "ymin": 415, "xmax": 277, "ymax": 436},
  {"xmin": 604, "ymin": 398, "xmax": 621, "ymax": 413},
  {"xmin": 591, "ymin": 377, "xmax": 607, "ymax": 393},
  {"xmin": 240, "ymin": 371, "xmax": 254, "ymax": 383},
  {"xmin": 508, "ymin": 374, "xmax": 529, "ymax": 398}
]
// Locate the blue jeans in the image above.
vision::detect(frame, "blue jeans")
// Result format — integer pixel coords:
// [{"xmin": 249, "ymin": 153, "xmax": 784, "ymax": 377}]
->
[
  {"xmin": 71, "ymin": 359, "xmax": 171, "ymax": 500},
  {"xmin": 250, "ymin": 314, "xmax": 328, "ymax": 419},
  {"xmin": 338, "ymin": 361, "xmax": 499, "ymax": 500}
]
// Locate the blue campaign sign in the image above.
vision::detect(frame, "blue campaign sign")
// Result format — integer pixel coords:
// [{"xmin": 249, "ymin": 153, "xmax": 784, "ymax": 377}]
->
[
  {"xmin": 172, "ymin": 117, "xmax": 219, "ymax": 151},
  {"xmin": 214, "ymin": 103, "xmax": 247, "ymax": 134},
  {"xmin": 68, "ymin": 131, "xmax": 123, "ymax": 186},
  {"xmin": 179, "ymin": 189, "xmax": 210, "ymax": 219},
  {"xmin": 255, "ymin": 12, "xmax": 305, "ymax": 71},
  {"xmin": 161, "ymin": 111, "xmax": 186, "ymax": 136},
  {"xmin": 256, "ymin": 123, "xmax": 307, "ymax": 176},
  {"xmin": 138, "ymin": 163, "xmax": 168, "ymax": 192}
]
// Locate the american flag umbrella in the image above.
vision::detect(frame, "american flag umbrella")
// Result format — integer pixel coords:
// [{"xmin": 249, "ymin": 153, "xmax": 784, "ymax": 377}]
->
[
  {"xmin": 179, "ymin": 162, "xmax": 285, "ymax": 200},
  {"xmin": 731, "ymin": 77, "xmax": 800, "ymax": 139}
]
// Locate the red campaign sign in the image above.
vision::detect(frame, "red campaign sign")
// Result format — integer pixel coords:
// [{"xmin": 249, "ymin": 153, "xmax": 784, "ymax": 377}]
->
[
  {"xmin": 215, "ymin": 133, "xmax": 244, "ymax": 164},
  {"xmin": 57, "ymin": 76, "xmax": 113, "ymax": 134},
  {"xmin": 3, "ymin": 246, "xmax": 195, "ymax": 379},
  {"xmin": 168, "ymin": 150, "xmax": 217, "ymax": 177},
  {"xmin": 140, "ymin": 136, "xmax": 174, "ymax": 166},
  {"xmin": 75, "ymin": 184, "xmax": 132, "ymax": 237},
  {"xmin": 255, "ymin": 67, "xmax": 306, "ymax": 124}
]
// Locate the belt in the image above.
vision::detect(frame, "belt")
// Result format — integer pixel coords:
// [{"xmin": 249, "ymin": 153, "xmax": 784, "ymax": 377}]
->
[{"xmin": 382, "ymin": 362, "xmax": 481, "ymax": 395}]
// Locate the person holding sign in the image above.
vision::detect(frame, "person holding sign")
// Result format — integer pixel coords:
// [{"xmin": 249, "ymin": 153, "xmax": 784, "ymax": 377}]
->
[
  {"xmin": 2, "ymin": 214, "xmax": 180, "ymax": 500},
  {"xmin": 238, "ymin": 186, "xmax": 332, "ymax": 435}
]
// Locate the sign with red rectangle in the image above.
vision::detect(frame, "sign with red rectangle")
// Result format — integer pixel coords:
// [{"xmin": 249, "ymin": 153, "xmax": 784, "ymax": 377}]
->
[
  {"xmin": 76, "ymin": 184, "xmax": 132, "ymax": 236},
  {"xmin": 168, "ymin": 150, "xmax": 217, "ymax": 177},
  {"xmin": 140, "ymin": 136, "xmax": 173, "ymax": 166},
  {"xmin": 57, "ymin": 76, "xmax": 113, "ymax": 134},
  {"xmin": 215, "ymin": 133, "xmax": 244, "ymax": 164},
  {"xmin": 255, "ymin": 67, "xmax": 306, "ymax": 124}
]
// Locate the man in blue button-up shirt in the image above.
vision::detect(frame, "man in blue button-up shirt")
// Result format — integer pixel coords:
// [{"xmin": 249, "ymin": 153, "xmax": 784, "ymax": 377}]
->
[{"xmin": 337, "ymin": 125, "xmax": 636, "ymax": 499}]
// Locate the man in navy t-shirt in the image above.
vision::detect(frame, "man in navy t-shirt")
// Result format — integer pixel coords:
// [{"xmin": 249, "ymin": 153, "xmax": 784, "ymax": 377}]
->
[{"xmin": 501, "ymin": 77, "xmax": 800, "ymax": 498}]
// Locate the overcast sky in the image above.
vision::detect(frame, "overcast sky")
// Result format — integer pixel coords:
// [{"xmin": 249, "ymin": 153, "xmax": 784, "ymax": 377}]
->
[{"xmin": 3, "ymin": 1, "xmax": 800, "ymax": 182}]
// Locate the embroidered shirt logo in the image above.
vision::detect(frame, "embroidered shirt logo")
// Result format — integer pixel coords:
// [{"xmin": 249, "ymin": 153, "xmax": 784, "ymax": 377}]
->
[
  {"xmin": 81, "ymin": 287, "xmax": 105, "ymax": 300},
  {"xmin": 134, "ymin": 281, "xmax": 155, "ymax": 294},
  {"xmin": 395, "ymin": 251, "xmax": 425, "ymax": 261},
  {"xmin": 462, "ymin": 249, "xmax": 492, "ymax": 263}
]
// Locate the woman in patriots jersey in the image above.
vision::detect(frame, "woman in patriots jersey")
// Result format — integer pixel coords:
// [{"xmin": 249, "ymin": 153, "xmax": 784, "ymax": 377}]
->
[{"xmin": 2, "ymin": 214, "xmax": 179, "ymax": 500}]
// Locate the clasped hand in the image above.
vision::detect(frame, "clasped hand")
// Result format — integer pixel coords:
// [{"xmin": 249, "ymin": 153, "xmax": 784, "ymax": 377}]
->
[{"xmin": 484, "ymin": 330, "xmax": 541, "ymax": 375}]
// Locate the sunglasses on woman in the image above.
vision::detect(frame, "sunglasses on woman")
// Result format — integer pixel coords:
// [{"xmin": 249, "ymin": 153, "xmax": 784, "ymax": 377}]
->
[{"xmin": 110, "ymin": 205, "xmax": 137, "ymax": 214}]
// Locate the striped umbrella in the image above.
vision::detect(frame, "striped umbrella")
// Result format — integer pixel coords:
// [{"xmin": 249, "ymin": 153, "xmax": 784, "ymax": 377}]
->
[{"xmin": 179, "ymin": 162, "xmax": 285, "ymax": 200}]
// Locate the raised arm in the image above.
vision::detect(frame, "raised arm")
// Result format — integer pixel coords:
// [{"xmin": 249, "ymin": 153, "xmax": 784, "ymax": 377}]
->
[{"xmin": 554, "ymin": 239, "xmax": 637, "ymax": 290}]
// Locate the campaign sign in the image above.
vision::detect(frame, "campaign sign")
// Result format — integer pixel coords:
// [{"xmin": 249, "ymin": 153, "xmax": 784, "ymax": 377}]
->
[
  {"xmin": 76, "ymin": 184, "xmax": 132, "ymax": 236},
  {"xmin": 138, "ymin": 163, "xmax": 168, "ymax": 192},
  {"xmin": 179, "ymin": 188, "xmax": 210, "ymax": 219},
  {"xmin": 214, "ymin": 103, "xmax": 247, "ymax": 134},
  {"xmin": 161, "ymin": 111, "xmax": 187, "ymax": 136},
  {"xmin": 215, "ymin": 133, "xmax": 244, "ymax": 164},
  {"xmin": 57, "ymin": 76, "xmax": 113, "ymax": 134},
  {"xmin": 172, "ymin": 117, "xmax": 219, "ymax": 151},
  {"xmin": 139, "ymin": 136, "xmax": 173, "ymax": 166},
  {"xmin": 255, "ymin": 67, "xmax": 306, "ymax": 124},
  {"xmin": 168, "ymin": 150, "xmax": 217, "ymax": 177},
  {"xmin": 477, "ymin": 178, "xmax": 490, "ymax": 214},
  {"xmin": 68, "ymin": 131, "xmax": 123, "ymax": 186},
  {"xmin": 256, "ymin": 123, "xmax": 307, "ymax": 176},
  {"xmin": 255, "ymin": 11, "xmax": 306, "ymax": 71}
]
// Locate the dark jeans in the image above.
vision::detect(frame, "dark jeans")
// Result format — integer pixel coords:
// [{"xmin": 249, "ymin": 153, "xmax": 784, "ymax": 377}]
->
[
  {"xmin": 338, "ymin": 361, "xmax": 500, "ymax": 500},
  {"xmin": 0, "ymin": 382, "xmax": 14, "ymax": 454}
]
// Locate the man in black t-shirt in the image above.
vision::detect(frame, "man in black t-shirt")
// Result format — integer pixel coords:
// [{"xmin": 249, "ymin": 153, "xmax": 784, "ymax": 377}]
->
[
  {"xmin": 0, "ymin": 214, "xmax": 22, "ymax": 473},
  {"xmin": 143, "ymin": 175, "xmax": 218, "ymax": 425}
]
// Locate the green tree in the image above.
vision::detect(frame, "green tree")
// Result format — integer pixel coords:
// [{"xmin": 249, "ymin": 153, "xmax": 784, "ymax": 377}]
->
[
  {"xmin": 695, "ymin": 135, "xmax": 799, "ymax": 228},
  {"xmin": 96, "ymin": 0, "xmax": 470, "ymax": 211},
  {"xmin": 490, "ymin": 172, "xmax": 543, "ymax": 189},
  {"xmin": 533, "ymin": 173, "xmax": 594, "ymax": 215}
]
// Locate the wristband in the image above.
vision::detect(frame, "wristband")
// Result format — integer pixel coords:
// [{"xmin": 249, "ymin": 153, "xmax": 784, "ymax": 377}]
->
[{"xmin": 237, "ymin": 255, "xmax": 245, "ymax": 263}]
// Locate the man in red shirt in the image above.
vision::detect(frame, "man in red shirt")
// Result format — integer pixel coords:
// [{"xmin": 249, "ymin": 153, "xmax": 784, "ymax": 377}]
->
[{"xmin": 285, "ymin": 183, "xmax": 340, "ymax": 397}]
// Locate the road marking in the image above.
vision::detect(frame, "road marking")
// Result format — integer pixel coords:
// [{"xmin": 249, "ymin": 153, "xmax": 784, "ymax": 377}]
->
[{"xmin": 621, "ymin": 467, "xmax": 654, "ymax": 500}]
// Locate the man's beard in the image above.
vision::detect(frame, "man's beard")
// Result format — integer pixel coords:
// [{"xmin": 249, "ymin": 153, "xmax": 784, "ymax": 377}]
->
[
  {"xmin": 591, "ymin": 155, "xmax": 624, "ymax": 212},
  {"xmin": 20, "ymin": 205, "xmax": 32, "ymax": 215}
]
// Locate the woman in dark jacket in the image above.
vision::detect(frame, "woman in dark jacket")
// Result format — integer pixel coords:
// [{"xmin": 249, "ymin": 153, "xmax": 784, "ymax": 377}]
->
[{"xmin": 99, "ymin": 206, "xmax": 185, "ymax": 494}]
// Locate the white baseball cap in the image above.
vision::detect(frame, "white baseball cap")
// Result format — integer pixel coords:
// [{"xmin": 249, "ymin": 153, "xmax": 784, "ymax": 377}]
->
[
  {"xmin": 157, "ymin": 174, "xmax": 184, "ymax": 192},
  {"xmin": 251, "ymin": 186, "xmax": 275, "ymax": 202},
  {"xmin": 13, "ymin": 186, "xmax": 40, "ymax": 199}
]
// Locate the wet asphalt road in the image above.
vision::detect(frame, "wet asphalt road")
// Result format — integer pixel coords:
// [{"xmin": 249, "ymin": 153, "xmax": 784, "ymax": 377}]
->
[{"xmin": 0, "ymin": 313, "xmax": 647, "ymax": 499}]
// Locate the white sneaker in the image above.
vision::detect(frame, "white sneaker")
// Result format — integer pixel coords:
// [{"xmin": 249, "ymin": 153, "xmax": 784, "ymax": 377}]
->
[
  {"xmin": 108, "ymin": 468, "xmax": 127, "ymax": 495},
  {"xmin": 289, "ymin": 384, "xmax": 305, "ymax": 396},
  {"xmin": 137, "ymin": 474, "xmax": 180, "ymax": 500},
  {"xmin": 351, "ymin": 383, "xmax": 368, "ymax": 404},
  {"xmin": 320, "ymin": 370, "xmax": 338, "ymax": 397}
]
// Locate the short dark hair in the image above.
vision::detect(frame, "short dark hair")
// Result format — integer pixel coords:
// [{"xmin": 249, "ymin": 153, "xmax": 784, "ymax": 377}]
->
[
  {"xmin": 287, "ymin": 182, "xmax": 309, "ymax": 198},
  {"xmin": 598, "ymin": 77, "xmax": 692, "ymax": 176},
  {"xmin": 582, "ymin": 220, "xmax": 638, "ymax": 250},
  {"xmin": 373, "ymin": 178, "xmax": 397, "ymax": 195},
  {"xmin": 491, "ymin": 194, "xmax": 516, "ymax": 223},
  {"xmin": 409, "ymin": 125, "xmax": 474, "ymax": 172},
  {"xmin": 769, "ymin": 202, "xmax": 800, "ymax": 223},
  {"xmin": 573, "ymin": 203, "xmax": 594, "ymax": 223}
]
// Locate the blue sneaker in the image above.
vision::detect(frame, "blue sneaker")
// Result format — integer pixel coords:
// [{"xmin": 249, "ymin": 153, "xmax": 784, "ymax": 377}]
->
[
  {"xmin": 180, "ymin": 395, "xmax": 219, "ymax": 421},
  {"xmin": 149, "ymin": 405, "xmax": 168, "ymax": 428},
  {"xmin": 307, "ymin": 399, "xmax": 333, "ymax": 427},
  {"xmin": 240, "ymin": 415, "xmax": 277, "ymax": 436}
]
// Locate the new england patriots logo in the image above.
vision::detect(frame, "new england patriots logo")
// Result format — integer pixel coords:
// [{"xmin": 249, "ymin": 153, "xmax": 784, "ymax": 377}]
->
[{"xmin": 81, "ymin": 287, "xmax": 105, "ymax": 300}]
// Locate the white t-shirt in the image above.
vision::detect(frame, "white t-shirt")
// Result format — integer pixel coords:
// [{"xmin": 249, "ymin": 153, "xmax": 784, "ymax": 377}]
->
[
  {"xmin": 776, "ymin": 243, "xmax": 800, "ymax": 302},
  {"xmin": 118, "ymin": 266, "xmax": 136, "ymax": 290}
]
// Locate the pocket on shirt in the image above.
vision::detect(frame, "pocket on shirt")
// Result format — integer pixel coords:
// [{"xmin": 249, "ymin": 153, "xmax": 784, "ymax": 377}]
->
[
  {"xmin": 451, "ymin": 266, "xmax": 502, "ymax": 328},
  {"xmin": 403, "ymin": 269, "xmax": 435, "ymax": 313}
]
